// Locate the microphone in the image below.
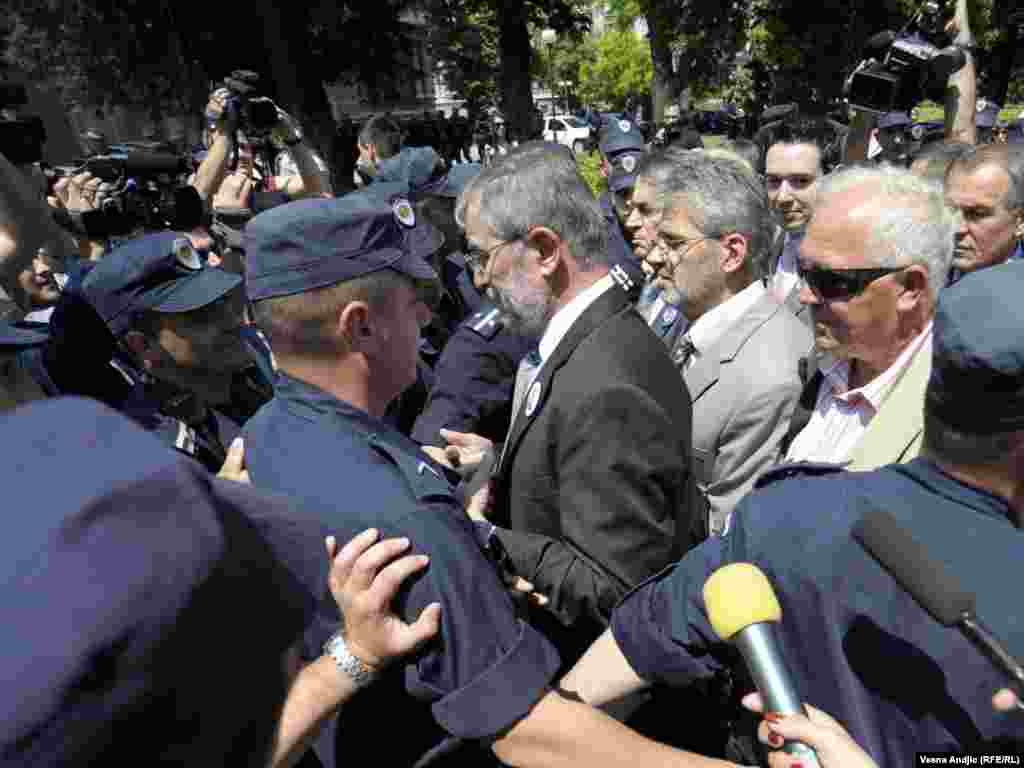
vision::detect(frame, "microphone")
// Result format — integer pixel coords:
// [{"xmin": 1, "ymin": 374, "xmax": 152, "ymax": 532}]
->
[
  {"xmin": 703, "ymin": 563, "xmax": 820, "ymax": 767},
  {"xmin": 852, "ymin": 503, "xmax": 1024, "ymax": 695}
]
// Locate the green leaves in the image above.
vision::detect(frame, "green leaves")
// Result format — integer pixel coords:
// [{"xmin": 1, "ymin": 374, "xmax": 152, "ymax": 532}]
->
[{"xmin": 578, "ymin": 28, "xmax": 652, "ymax": 107}]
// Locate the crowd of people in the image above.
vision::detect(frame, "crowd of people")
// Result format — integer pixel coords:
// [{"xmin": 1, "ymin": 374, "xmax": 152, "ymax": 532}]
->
[{"xmin": 1, "ymin": 13, "xmax": 1023, "ymax": 766}]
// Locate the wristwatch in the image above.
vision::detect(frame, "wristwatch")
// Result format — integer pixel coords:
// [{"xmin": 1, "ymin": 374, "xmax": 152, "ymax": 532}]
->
[{"xmin": 323, "ymin": 630, "xmax": 378, "ymax": 688}]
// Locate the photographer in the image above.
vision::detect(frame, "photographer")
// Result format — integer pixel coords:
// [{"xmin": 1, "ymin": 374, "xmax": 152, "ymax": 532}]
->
[
  {"xmin": 0, "ymin": 148, "xmax": 77, "ymax": 319},
  {"xmin": 844, "ymin": 0, "xmax": 977, "ymax": 166},
  {"xmin": 192, "ymin": 81, "xmax": 332, "ymax": 216}
]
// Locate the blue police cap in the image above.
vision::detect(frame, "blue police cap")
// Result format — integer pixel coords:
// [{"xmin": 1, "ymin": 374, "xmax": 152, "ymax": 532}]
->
[
  {"xmin": 418, "ymin": 162, "xmax": 483, "ymax": 199},
  {"xmin": 926, "ymin": 260, "xmax": 1024, "ymax": 434},
  {"xmin": 244, "ymin": 194, "xmax": 442, "ymax": 302},
  {"xmin": 599, "ymin": 117, "xmax": 645, "ymax": 157},
  {"xmin": 878, "ymin": 111, "xmax": 911, "ymax": 130},
  {"xmin": 81, "ymin": 232, "xmax": 242, "ymax": 335},
  {"xmin": 0, "ymin": 397, "xmax": 325, "ymax": 764},
  {"xmin": 609, "ymin": 150, "xmax": 643, "ymax": 193},
  {"xmin": 976, "ymin": 100, "xmax": 1002, "ymax": 129}
]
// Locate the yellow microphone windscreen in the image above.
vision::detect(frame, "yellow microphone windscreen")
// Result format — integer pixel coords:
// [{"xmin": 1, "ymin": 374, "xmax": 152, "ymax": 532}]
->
[{"xmin": 703, "ymin": 562, "xmax": 782, "ymax": 641}]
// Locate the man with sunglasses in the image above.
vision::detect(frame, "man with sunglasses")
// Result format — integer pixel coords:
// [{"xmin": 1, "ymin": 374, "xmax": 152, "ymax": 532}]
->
[
  {"xmin": 783, "ymin": 164, "xmax": 956, "ymax": 469},
  {"xmin": 637, "ymin": 149, "xmax": 812, "ymax": 535}
]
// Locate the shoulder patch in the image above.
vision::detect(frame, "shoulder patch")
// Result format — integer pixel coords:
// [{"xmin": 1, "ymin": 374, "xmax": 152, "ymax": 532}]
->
[
  {"xmin": 467, "ymin": 307, "xmax": 501, "ymax": 340},
  {"xmin": 755, "ymin": 461, "xmax": 846, "ymax": 490},
  {"xmin": 367, "ymin": 433, "xmax": 456, "ymax": 504}
]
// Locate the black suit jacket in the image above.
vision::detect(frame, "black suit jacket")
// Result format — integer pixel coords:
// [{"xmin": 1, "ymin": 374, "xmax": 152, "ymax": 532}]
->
[{"xmin": 491, "ymin": 283, "xmax": 701, "ymax": 662}]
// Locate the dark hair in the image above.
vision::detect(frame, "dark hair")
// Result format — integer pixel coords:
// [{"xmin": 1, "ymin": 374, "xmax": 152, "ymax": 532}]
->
[{"xmin": 358, "ymin": 116, "xmax": 403, "ymax": 159}]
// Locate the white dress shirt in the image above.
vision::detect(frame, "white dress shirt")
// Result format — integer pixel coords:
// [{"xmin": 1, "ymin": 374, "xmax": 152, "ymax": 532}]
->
[
  {"xmin": 537, "ymin": 273, "xmax": 616, "ymax": 364},
  {"xmin": 772, "ymin": 231, "xmax": 803, "ymax": 303},
  {"xmin": 681, "ymin": 281, "xmax": 767, "ymax": 369}
]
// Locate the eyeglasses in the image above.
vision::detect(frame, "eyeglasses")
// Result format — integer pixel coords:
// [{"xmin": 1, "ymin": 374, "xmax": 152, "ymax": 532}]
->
[
  {"xmin": 655, "ymin": 234, "xmax": 714, "ymax": 255},
  {"xmin": 463, "ymin": 239, "xmax": 517, "ymax": 274},
  {"xmin": 798, "ymin": 263, "xmax": 906, "ymax": 301}
]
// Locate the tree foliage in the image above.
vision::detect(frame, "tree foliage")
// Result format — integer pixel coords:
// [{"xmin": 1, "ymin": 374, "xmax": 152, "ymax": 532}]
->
[{"xmin": 578, "ymin": 28, "xmax": 652, "ymax": 108}]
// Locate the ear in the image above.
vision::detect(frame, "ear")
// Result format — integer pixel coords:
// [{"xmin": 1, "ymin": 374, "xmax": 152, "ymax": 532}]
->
[
  {"xmin": 718, "ymin": 232, "xmax": 749, "ymax": 275},
  {"xmin": 524, "ymin": 226, "xmax": 563, "ymax": 278},
  {"xmin": 600, "ymin": 158, "xmax": 610, "ymax": 179},
  {"xmin": 338, "ymin": 301, "xmax": 371, "ymax": 351},
  {"xmin": 1014, "ymin": 210, "xmax": 1024, "ymax": 242},
  {"xmin": 896, "ymin": 265, "xmax": 929, "ymax": 310}
]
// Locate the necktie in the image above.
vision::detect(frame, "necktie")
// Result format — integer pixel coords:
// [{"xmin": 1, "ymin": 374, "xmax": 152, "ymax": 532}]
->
[
  {"xmin": 510, "ymin": 347, "xmax": 543, "ymax": 422},
  {"xmin": 672, "ymin": 334, "xmax": 696, "ymax": 369}
]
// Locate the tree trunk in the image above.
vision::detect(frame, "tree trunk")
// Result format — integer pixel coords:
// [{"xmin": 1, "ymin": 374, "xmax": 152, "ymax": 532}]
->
[
  {"xmin": 988, "ymin": 0, "xmax": 1020, "ymax": 107},
  {"xmin": 255, "ymin": 3, "xmax": 336, "ymax": 159},
  {"xmin": 646, "ymin": 10, "xmax": 678, "ymax": 125},
  {"xmin": 495, "ymin": 0, "xmax": 537, "ymax": 141}
]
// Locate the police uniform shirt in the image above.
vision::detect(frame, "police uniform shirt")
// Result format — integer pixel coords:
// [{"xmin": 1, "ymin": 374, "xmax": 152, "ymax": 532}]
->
[
  {"xmin": 411, "ymin": 306, "xmax": 534, "ymax": 446},
  {"xmin": 611, "ymin": 458, "xmax": 1024, "ymax": 764},
  {"xmin": 243, "ymin": 372, "xmax": 561, "ymax": 764},
  {"xmin": 598, "ymin": 192, "xmax": 645, "ymax": 301}
]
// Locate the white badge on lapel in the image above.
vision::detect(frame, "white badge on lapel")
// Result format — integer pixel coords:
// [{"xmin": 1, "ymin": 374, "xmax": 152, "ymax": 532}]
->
[{"xmin": 524, "ymin": 380, "xmax": 542, "ymax": 418}]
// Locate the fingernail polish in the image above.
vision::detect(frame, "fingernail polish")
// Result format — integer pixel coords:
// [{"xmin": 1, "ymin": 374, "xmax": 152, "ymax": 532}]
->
[{"xmin": 764, "ymin": 712, "xmax": 785, "ymax": 723}]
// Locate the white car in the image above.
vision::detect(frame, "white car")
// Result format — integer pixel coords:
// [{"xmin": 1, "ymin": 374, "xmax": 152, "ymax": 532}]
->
[{"xmin": 542, "ymin": 115, "xmax": 591, "ymax": 154}]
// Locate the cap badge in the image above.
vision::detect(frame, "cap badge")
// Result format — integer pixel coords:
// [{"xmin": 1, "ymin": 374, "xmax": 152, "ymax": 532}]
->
[
  {"xmin": 620, "ymin": 154, "xmax": 637, "ymax": 173},
  {"xmin": 393, "ymin": 198, "xmax": 416, "ymax": 228},
  {"xmin": 910, "ymin": 124, "xmax": 924, "ymax": 140},
  {"xmin": 173, "ymin": 238, "xmax": 203, "ymax": 271},
  {"xmin": 618, "ymin": 119, "xmax": 632, "ymax": 133}
]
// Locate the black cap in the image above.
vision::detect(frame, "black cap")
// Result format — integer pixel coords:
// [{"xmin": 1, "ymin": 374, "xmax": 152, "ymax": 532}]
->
[
  {"xmin": 82, "ymin": 232, "xmax": 241, "ymax": 335},
  {"xmin": 244, "ymin": 195, "xmax": 442, "ymax": 302}
]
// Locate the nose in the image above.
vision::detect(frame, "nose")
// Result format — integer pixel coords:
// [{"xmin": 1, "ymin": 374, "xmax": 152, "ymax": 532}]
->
[
  {"xmin": 775, "ymin": 182, "xmax": 794, "ymax": 203},
  {"xmin": 798, "ymin": 278, "xmax": 819, "ymax": 306},
  {"xmin": 625, "ymin": 207, "xmax": 643, "ymax": 231},
  {"xmin": 32, "ymin": 256, "xmax": 50, "ymax": 275}
]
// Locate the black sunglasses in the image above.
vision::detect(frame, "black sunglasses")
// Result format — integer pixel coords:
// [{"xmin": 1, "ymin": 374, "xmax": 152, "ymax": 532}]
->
[{"xmin": 797, "ymin": 264, "xmax": 906, "ymax": 301}]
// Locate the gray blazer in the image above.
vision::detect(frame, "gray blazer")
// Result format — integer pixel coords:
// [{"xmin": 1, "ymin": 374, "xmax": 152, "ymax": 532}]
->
[{"xmin": 676, "ymin": 289, "xmax": 813, "ymax": 534}]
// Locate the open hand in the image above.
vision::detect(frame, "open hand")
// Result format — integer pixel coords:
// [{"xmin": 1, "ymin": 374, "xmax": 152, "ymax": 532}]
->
[
  {"xmin": 326, "ymin": 529, "xmax": 441, "ymax": 672},
  {"xmin": 438, "ymin": 428, "xmax": 493, "ymax": 475}
]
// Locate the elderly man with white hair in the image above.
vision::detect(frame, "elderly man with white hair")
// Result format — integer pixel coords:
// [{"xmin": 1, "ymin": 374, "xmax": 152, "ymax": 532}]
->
[{"xmin": 782, "ymin": 164, "xmax": 957, "ymax": 470}]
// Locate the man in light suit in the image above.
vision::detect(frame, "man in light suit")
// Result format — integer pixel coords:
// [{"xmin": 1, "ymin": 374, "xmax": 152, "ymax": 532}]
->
[
  {"xmin": 781, "ymin": 164, "xmax": 956, "ymax": 470},
  {"xmin": 639, "ymin": 149, "xmax": 813, "ymax": 534},
  {"xmin": 441, "ymin": 142, "xmax": 701, "ymax": 666}
]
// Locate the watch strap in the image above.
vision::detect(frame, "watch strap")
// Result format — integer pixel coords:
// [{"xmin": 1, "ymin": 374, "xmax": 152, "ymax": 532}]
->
[{"xmin": 323, "ymin": 630, "xmax": 377, "ymax": 688}]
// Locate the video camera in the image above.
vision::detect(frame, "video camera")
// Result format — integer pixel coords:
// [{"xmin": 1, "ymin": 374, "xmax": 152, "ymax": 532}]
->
[
  {"xmin": 0, "ymin": 81, "xmax": 46, "ymax": 165},
  {"xmin": 48, "ymin": 145, "xmax": 201, "ymax": 238},
  {"xmin": 845, "ymin": 1, "xmax": 966, "ymax": 114},
  {"xmin": 217, "ymin": 70, "xmax": 280, "ymax": 143}
]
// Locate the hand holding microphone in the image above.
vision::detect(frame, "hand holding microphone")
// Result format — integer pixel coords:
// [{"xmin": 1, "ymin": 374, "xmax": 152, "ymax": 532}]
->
[{"xmin": 703, "ymin": 562, "xmax": 821, "ymax": 767}]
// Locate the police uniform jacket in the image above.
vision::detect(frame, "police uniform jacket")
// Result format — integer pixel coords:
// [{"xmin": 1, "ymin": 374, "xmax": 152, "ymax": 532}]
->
[
  {"xmin": 243, "ymin": 372, "xmax": 561, "ymax": 767},
  {"xmin": 411, "ymin": 306, "xmax": 533, "ymax": 446},
  {"xmin": 491, "ymin": 284, "xmax": 701, "ymax": 663},
  {"xmin": 612, "ymin": 458, "xmax": 1024, "ymax": 765}
]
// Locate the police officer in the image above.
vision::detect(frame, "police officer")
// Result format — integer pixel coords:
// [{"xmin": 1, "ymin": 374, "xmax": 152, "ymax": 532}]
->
[
  {"xmin": 411, "ymin": 302, "xmax": 534, "ymax": 448},
  {"xmin": 240, "ymin": 194, "xmax": 561, "ymax": 768},
  {"xmin": 79, "ymin": 232, "xmax": 269, "ymax": 472},
  {"xmin": 871, "ymin": 111, "xmax": 913, "ymax": 166},
  {"xmin": 976, "ymin": 99, "xmax": 1002, "ymax": 144},
  {"xmin": 595, "ymin": 118, "xmax": 647, "ymax": 301}
]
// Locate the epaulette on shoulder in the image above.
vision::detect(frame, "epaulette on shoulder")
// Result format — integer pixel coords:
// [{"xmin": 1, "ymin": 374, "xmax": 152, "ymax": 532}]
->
[
  {"xmin": 755, "ymin": 461, "xmax": 846, "ymax": 490},
  {"xmin": 466, "ymin": 307, "xmax": 501, "ymax": 340}
]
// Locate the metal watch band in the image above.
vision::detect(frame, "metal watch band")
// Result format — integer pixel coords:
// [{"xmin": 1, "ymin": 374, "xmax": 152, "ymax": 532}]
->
[{"xmin": 323, "ymin": 631, "xmax": 377, "ymax": 688}]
